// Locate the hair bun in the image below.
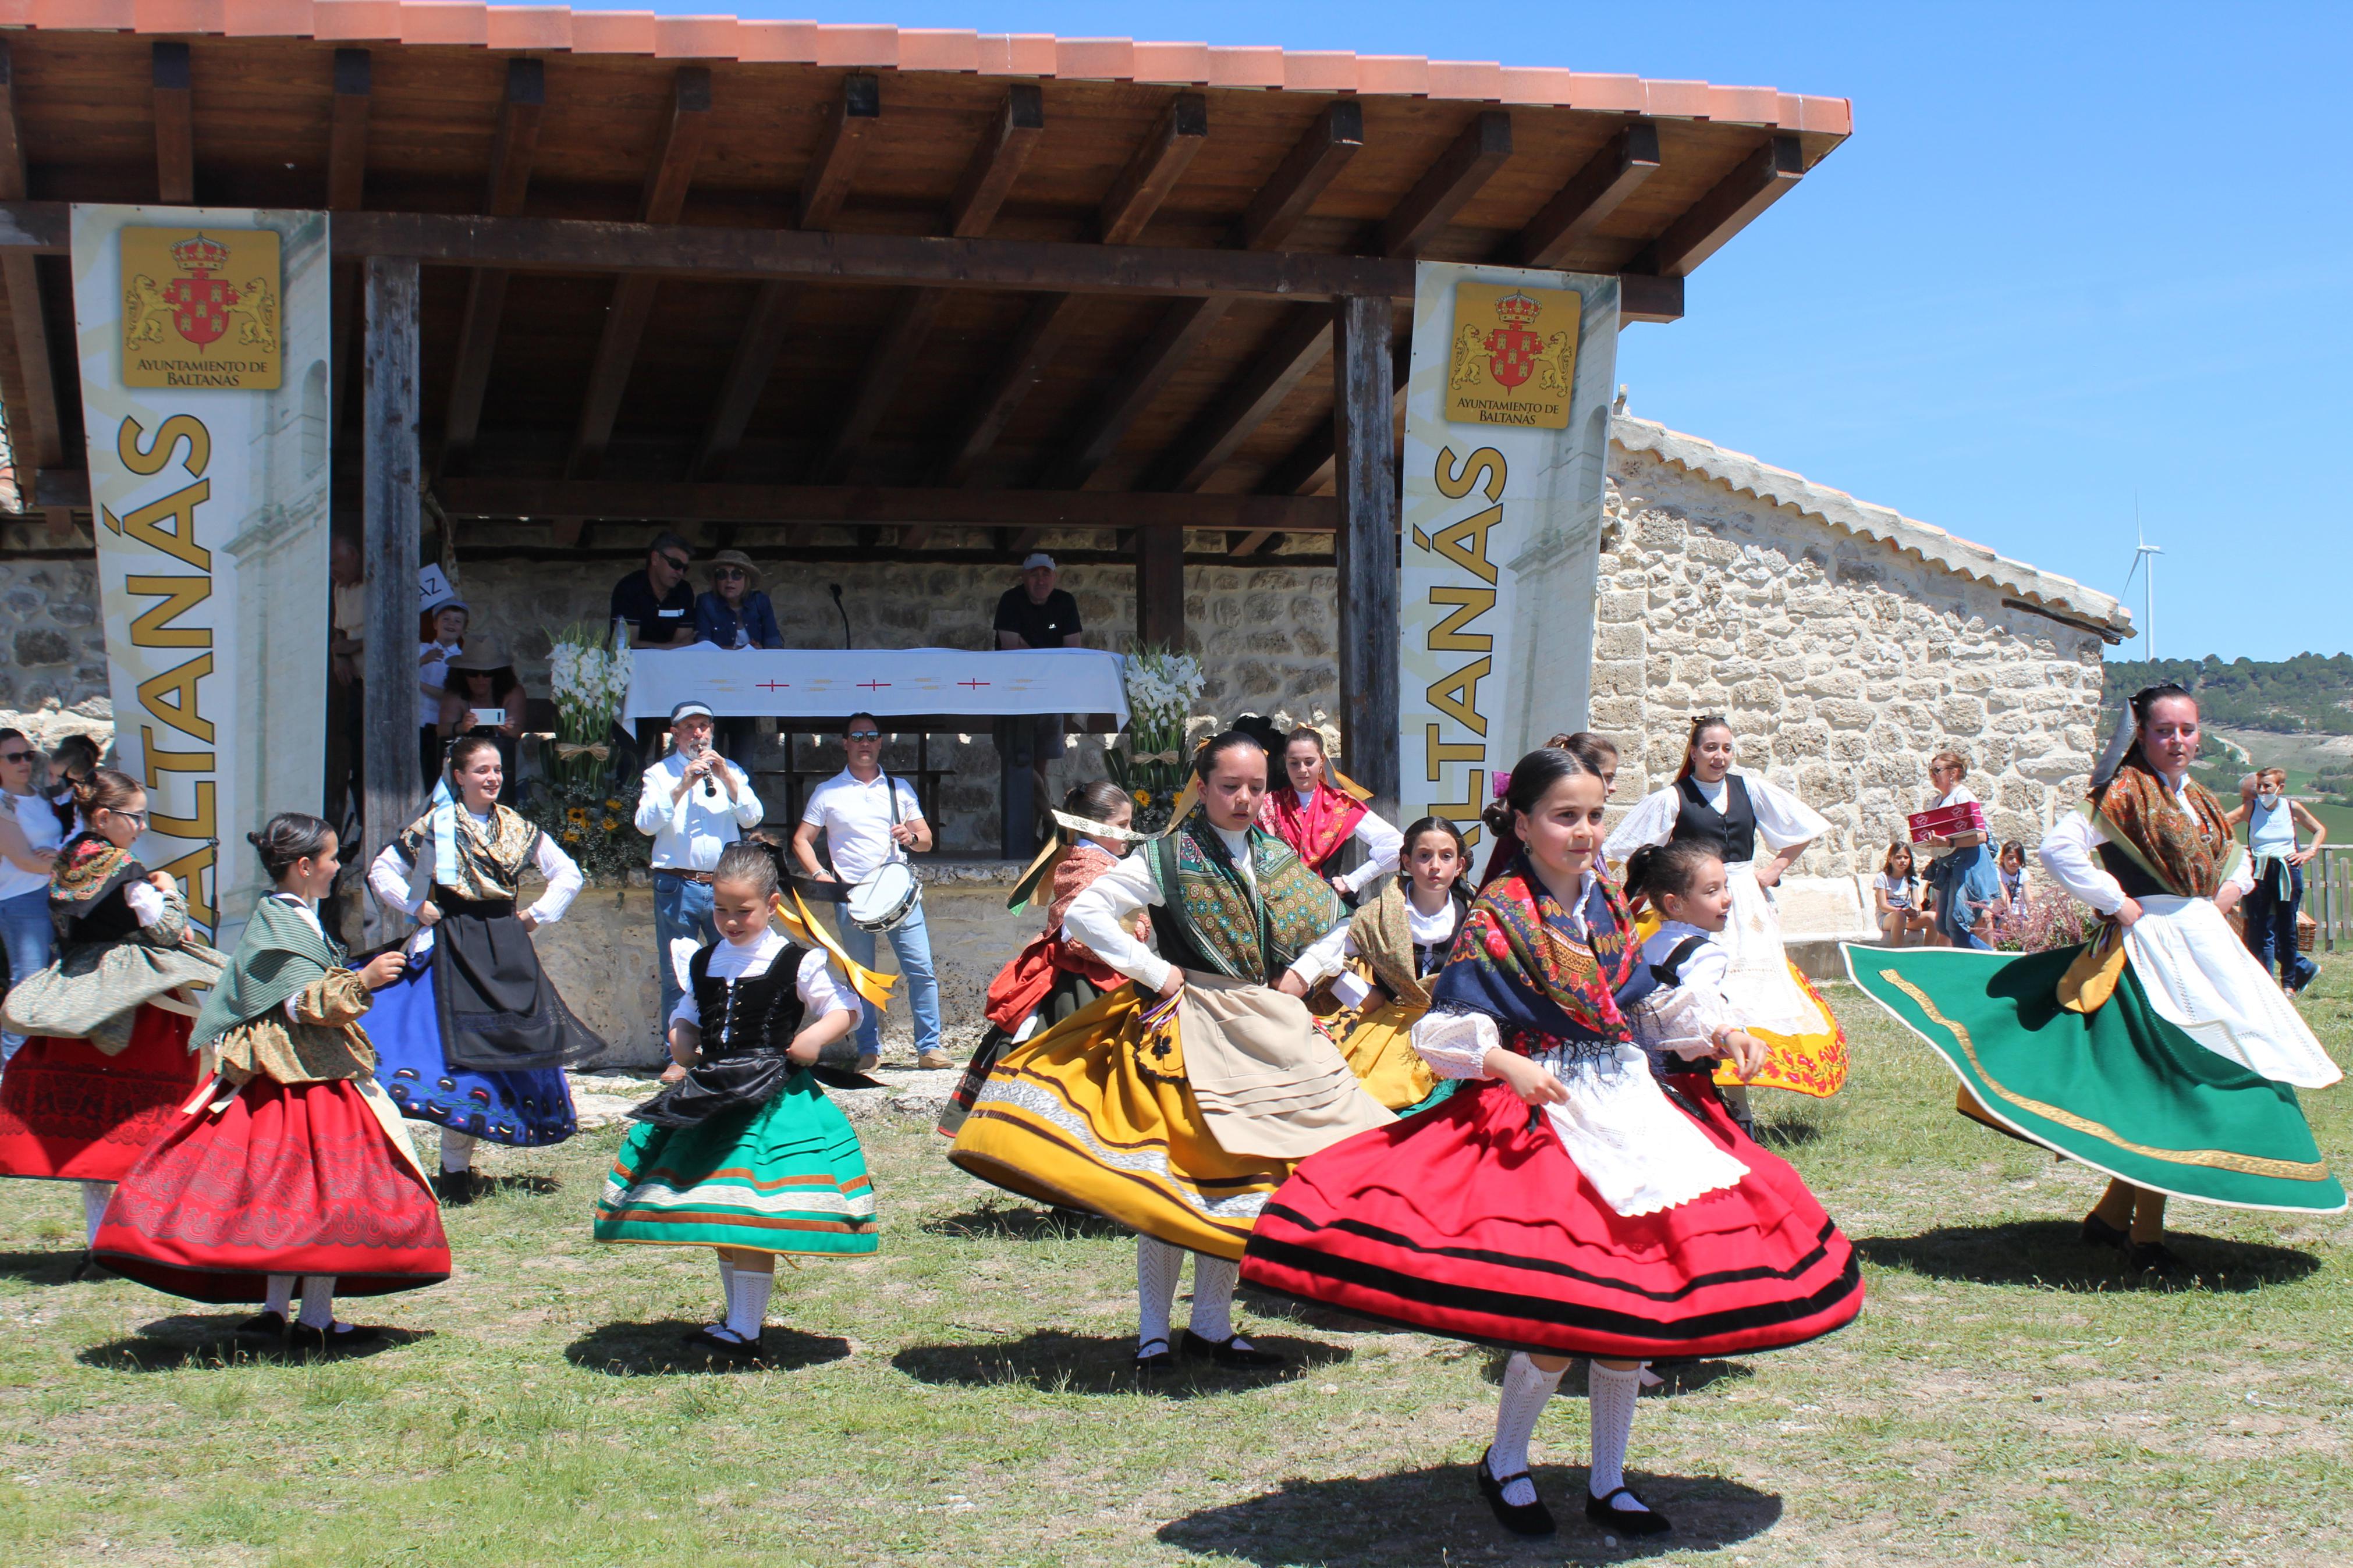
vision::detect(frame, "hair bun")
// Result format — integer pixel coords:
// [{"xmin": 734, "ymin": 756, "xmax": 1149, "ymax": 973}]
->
[
  {"xmin": 1478, "ymin": 799, "xmax": 1512, "ymax": 838},
  {"xmin": 246, "ymin": 830, "xmax": 266, "ymax": 848}
]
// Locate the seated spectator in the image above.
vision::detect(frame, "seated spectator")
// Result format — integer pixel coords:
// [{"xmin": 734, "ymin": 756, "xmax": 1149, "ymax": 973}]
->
[
  {"xmin": 992, "ymin": 553, "xmax": 1084, "ymax": 844},
  {"xmin": 417, "ymin": 600, "xmax": 470, "ymax": 784},
  {"xmin": 1993, "ymin": 840, "xmax": 2030, "ymax": 938},
  {"xmin": 430, "ymin": 632, "xmax": 528, "ymax": 806},
  {"xmin": 44, "ymin": 733, "xmax": 100, "ymax": 838},
  {"xmin": 1874, "ymin": 842, "xmax": 1935, "ymax": 945},
  {"xmin": 693, "ymin": 550, "xmax": 782, "ymax": 649},
  {"xmin": 612, "ymin": 531, "xmax": 697, "ymax": 650}
]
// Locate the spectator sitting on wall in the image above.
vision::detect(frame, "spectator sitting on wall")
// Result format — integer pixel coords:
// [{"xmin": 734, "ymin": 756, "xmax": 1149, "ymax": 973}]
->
[
  {"xmin": 1873, "ymin": 841, "xmax": 1934, "ymax": 946},
  {"xmin": 992, "ymin": 552, "xmax": 1085, "ymax": 838},
  {"xmin": 1993, "ymin": 840, "xmax": 2031, "ymax": 939},
  {"xmin": 612, "ymin": 531, "xmax": 697, "ymax": 650},
  {"xmin": 430, "ymin": 633, "xmax": 528, "ymax": 806}
]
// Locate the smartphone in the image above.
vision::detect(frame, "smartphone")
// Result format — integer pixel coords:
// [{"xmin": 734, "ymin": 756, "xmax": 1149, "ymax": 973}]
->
[{"xmin": 472, "ymin": 707, "xmax": 507, "ymax": 728}]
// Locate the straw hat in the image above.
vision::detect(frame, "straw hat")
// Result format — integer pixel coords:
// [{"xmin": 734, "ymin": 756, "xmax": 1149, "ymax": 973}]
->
[
  {"xmin": 705, "ymin": 548, "xmax": 762, "ymax": 589},
  {"xmin": 447, "ymin": 632, "xmax": 509, "ymax": 672}
]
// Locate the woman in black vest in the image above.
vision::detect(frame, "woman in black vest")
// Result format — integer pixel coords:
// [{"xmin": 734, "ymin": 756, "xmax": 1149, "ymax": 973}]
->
[{"xmin": 1604, "ymin": 717, "xmax": 1848, "ymax": 1119}]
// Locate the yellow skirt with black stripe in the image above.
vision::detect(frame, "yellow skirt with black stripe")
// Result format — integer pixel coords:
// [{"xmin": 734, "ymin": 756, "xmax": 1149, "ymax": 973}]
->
[{"xmin": 1329, "ymin": 999, "xmax": 1451, "ymax": 1116}]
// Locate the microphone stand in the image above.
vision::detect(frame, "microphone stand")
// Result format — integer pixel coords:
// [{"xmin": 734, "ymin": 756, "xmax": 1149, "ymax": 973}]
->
[{"xmin": 829, "ymin": 583, "xmax": 851, "ymax": 649}]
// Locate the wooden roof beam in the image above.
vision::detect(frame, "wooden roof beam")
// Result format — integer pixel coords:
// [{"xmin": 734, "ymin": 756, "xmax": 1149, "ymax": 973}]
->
[
  {"xmin": 439, "ymin": 58, "xmax": 545, "ymax": 475},
  {"xmin": 152, "ymin": 41, "xmax": 193, "ymax": 204},
  {"xmin": 1259, "ymin": 337, "xmax": 1410, "ymax": 497},
  {"xmin": 326, "ymin": 49, "xmax": 370, "ymax": 211},
  {"xmin": 1234, "ymin": 100, "xmax": 1363, "ymax": 252},
  {"xmin": 937, "ymin": 91, "xmax": 1206, "ymax": 488},
  {"xmin": 1145, "ymin": 306, "xmax": 1332, "ymax": 492},
  {"xmin": 1636, "ymin": 134, "xmax": 1804, "ymax": 278},
  {"xmin": 567, "ymin": 66, "xmax": 712, "ymax": 481},
  {"xmin": 1378, "ymin": 110, "xmax": 1511, "ymax": 259},
  {"xmin": 1508, "ymin": 120, "xmax": 1659, "ymax": 269},
  {"xmin": 691, "ymin": 74, "xmax": 877, "ymax": 482},
  {"xmin": 824, "ymin": 85, "xmax": 1042, "ymax": 484},
  {"xmin": 434, "ymin": 478, "xmax": 1334, "ymax": 534}
]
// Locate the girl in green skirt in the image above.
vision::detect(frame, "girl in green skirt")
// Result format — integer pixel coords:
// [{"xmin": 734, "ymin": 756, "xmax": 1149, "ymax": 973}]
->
[{"xmin": 594, "ymin": 842, "xmax": 873, "ymax": 1357}]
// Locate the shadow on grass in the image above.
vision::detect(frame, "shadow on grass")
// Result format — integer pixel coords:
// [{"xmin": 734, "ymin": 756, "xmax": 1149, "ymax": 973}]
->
[
  {"xmin": 1159, "ymin": 1462, "xmax": 1780, "ymax": 1565},
  {"xmin": 77, "ymin": 1317, "xmax": 431, "ymax": 1371},
  {"xmin": 1858, "ymin": 1219, "xmax": 2322, "ymax": 1293},
  {"xmin": 0, "ymin": 1249, "xmax": 90, "ymax": 1287},
  {"xmin": 565, "ymin": 1319, "xmax": 851, "ymax": 1377},
  {"xmin": 475, "ymin": 1174, "xmax": 562, "ymax": 1199},
  {"xmin": 893, "ymin": 1329, "xmax": 1349, "ymax": 1399},
  {"xmin": 920, "ymin": 1203, "xmax": 1128, "ymax": 1242},
  {"xmin": 1752, "ymin": 1117, "xmax": 1825, "ymax": 1150},
  {"xmin": 1471, "ymin": 1350, "xmax": 1754, "ymax": 1397}
]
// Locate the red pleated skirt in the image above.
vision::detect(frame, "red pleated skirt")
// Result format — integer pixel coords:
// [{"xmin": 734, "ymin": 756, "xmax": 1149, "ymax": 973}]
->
[
  {"xmin": 93, "ymin": 1076, "xmax": 450, "ymax": 1302},
  {"xmin": 1241, "ymin": 1070, "xmax": 1864, "ymax": 1360},
  {"xmin": 0, "ymin": 1006, "xmax": 203, "ymax": 1183}
]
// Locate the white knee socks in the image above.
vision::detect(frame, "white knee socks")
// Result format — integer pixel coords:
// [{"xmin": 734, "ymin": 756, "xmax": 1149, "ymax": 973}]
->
[
  {"xmin": 79, "ymin": 1180, "xmax": 113, "ymax": 1245},
  {"xmin": 264, "ymin": 1274, "xmax": 297, "ymax": 1318},
  {"xmin": 1490, "ymin": 1353, "xmax": 1567, "ymax": 1507},
  {"xmin": 717, "ymin": 1254, "xmax": 737, "ymax": 1314},
  {"xmin": 1136, "ymin": 1235, "xmax": 1182, "ymax": 1351},
  {"xmin": 297, "ymin": 1275, "xmax": 337, "ymax": 1330},
  {"xmin": 438, "ymin": 1128, "xmax": 477, "ymax": 1174},
  {"xmin": 1587, "ymin": 1360, "xmax": 1642, "ymax": 1502},
  {"xmin": 724, "ymin": 1267, "xmax": 772, "ymax": 1341},
  {"xmin": 1188, "ymin": 1252, "xmax": 1240, "ymax": 1343}
]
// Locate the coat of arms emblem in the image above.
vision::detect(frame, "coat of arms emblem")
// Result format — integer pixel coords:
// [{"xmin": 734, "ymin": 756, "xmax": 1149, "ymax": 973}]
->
[
  {"xmin": 119, "ymin": 226, "xmax": 283, "ymax": 389},
  {"xmin": 1442, "ymin": 280, "xmax": 1582, "ymax": 431}
]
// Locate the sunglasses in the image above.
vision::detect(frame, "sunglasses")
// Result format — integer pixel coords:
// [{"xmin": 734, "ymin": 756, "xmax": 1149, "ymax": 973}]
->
[
  {"xmin": 0, "ymin": 751, "xmax": 28, "ymax": 763},
  {"xmin": 104, "ymin": 808, "xmax": 149, "ymax": 826},
  {"xmin": 714, "ymin": 567, "xmax": 747, "ymax": 581},
  {"xmin": 845, "ymin": 731, "xmax": 883, "ymax": 742},
  {"xmin": 658, "ymin": 553, "xmax": 690, "ymax": 571}
]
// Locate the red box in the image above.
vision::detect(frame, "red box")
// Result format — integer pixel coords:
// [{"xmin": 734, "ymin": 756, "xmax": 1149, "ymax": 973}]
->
[{"xmin": 1907, "ymin": 802, "xmax": 1989, "ymax": 844}]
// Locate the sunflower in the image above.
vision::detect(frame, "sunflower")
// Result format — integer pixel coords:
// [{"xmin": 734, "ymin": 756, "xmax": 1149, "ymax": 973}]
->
[
  {"xmin": 565, "ymin": 806, "xmax": 590, "ymax": 826},
  {"xmin": 561, "ymin": 829, "xmax": 583, "ymax": 844},
  {"xmin": 599, "ymin": 816, "xmax": 621, "ymax": 833},
  {"xmin": 604, "ymin": 798, "xmax": 624, "ymax": 810},
  {"xmin": 1131, "ymin": 790, "xmax": 1151, "ymax": 807}
]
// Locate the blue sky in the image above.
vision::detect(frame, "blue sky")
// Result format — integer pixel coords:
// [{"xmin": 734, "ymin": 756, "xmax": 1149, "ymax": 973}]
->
[{"xmin": 584, "ymin": 0, "xmax": 2351, "ymax": 662}]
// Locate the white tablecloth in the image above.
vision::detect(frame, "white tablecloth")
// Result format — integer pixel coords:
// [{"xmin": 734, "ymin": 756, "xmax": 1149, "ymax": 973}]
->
[{"xmin": 623, "ymin": 645, "xmax": 1130, "ymax": 724}]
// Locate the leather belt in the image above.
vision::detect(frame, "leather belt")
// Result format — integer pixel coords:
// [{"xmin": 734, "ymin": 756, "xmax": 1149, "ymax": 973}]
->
[{"xmin": 654, "ymin": 867, "xmax": 714, "ymax": 884}]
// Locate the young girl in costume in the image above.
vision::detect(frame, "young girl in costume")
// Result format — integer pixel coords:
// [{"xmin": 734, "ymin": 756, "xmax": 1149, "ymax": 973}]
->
[
  {"xmin": 366, "ymin": 735, "xmax": 597, "ymax": 1201},
  {"xmin": 0, "ymin": 769, "xmax": 225, "ymax": 1270},
  {"xmin": 942, "ymin": 781, "xmax": 1148, "ymax": 1138},
  {"xmin": 93, "ymin": 815, "xmax": 449, "ymax": 1349},
  {"xmin": 1261, "ymin": 728, "xmax": 1402, "ymax": 903},
  {"xmin": 1244, "ymin": 746, "xmax": 1864, "ymax": 1539},
  {"xmin": 1479, "ymin": 733, "xmax": 1616, "ymax": 889},
  {"xmin": 1603, "ymin": 717, "xmax": 1845, "ymax": 1115},
  {"xmin": 1294, "ymin": 816, "xmax": 1474, "ymax": 1116},
  {"xmin": 594, "ymin": 841, "xmax": 871, "ymax": 1357},
  {"xmin": 1848, "ymin": 685, "xmax": 2343, "ymax": 1271},
  {"xmin": 952, "ymin": 731, "xmax": 1388, "ymax": 1374}
]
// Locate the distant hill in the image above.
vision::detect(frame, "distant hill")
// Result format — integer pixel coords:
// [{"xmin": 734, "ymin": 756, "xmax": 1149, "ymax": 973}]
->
[{"xmin": 2100, "ymin": 653, "xmax": 2353, "ymax": 736}]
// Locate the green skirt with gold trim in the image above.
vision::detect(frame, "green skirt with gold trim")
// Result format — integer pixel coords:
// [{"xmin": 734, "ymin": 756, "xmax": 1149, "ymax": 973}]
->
[{"xmin": 1844, "ymin": 944, "xmax": 2343, "ymax": 1213}]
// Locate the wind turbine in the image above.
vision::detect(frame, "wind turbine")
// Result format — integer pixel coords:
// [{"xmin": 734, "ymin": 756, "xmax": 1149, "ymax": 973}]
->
[{"xmin": 2121, "ymin": 506, "xmax": 2161, "ymax": 664}]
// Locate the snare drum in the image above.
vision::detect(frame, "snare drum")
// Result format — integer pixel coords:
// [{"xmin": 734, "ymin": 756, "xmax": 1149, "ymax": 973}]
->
[{"xmin": 846, "ymin": 860, "xmax": 920, "ymax": 931}]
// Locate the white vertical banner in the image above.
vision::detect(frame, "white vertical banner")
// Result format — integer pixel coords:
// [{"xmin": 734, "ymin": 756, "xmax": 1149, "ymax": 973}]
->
[
  {"xmin": 1399, "ymin": 262, "xmax": 1619, "ymax": 848},
  {"xmin": 71, "ymin": 205, "xmax": 333, "ymax": 946}
]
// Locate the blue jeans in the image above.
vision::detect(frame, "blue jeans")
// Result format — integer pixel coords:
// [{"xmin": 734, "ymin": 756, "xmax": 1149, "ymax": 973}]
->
[
  {"xmin": 832, "ymin": 899, "xmax": 941, "ymax": 1059},
  {"xmin": 2243, "ymin": 861, "xmax": 2319, "ymax": 990},
  {"xmin": 0, "ymin": 886, "xmax": 54, "ymax": 1057},
  {"xmin": 652, "ymin": 873, "xmax": 718, "ymax": 1037}
]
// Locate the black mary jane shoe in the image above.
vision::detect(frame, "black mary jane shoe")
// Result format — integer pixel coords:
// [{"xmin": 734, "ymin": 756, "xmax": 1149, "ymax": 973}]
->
[
  {"xmin": 232, "ymin": 1310, "xmax": 288, "ymax": 1339},
  {"xmin": 1180, "ymin": 1329, "xmax": 1287, "ymax": 1369},
  {"xmin": 1474, "ymin": 1449, "xmax": 1555, "ymax": 1538},
  {"xmin": 2080, "ymin": 1211, "xmax": 2129, "ymax": 1251},
  {"xmin": 680, "ymin": 1325, "xmax": 766, "ymax": 1361},
  {"xmin": 1585, "ymin": 1484, "xmax": 1672, "ymax": 1537},
  {"xmin": 287, "ymin": 1322, "xmax": 382, "ymax": 1356},
  {"xmin": 71, "ymin": 1253, "xmax": 115, "ymax": 1283},
  {"xmin": 2128, "ymin": 1240, "xmax": 2182, "ymax": 1277},
  {"xmin": 1134, "ymin": 1336, "xmax": 1176, "ymax": 1375},
  {"xmin": 431, "ymin": 1169, "xmax": 482, "ymax": 1206}
]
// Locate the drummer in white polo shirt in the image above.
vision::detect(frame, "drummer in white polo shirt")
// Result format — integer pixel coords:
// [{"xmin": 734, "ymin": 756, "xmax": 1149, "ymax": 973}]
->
[
  {"xmin": 634, "ymin": 699, "xmax": 765, "ymax": 1051},
  {"xmin": 791, "ymin": 713, "xmax": 947, "ymax": 1071}
]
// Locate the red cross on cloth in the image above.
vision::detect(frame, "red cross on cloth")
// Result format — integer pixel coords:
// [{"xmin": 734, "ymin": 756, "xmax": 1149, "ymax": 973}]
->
[
  {"xmin": 958, "ymin": 678, "xmax": 990, "ymax": 690},
  {"xmin": 857, "ymin": 679, "xmax": 890, "ymax": 692},
  {"xmin": 757, "ymin": 680, "xmax": 790, "ymax": 692}
]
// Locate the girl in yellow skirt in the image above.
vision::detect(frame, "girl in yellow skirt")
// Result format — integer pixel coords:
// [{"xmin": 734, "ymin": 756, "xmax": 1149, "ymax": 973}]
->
[
  {"xmin": 950, "ymin": 731, "xmax": 1390, "ymax": 1374},
  {"xmin": 1603, "ymin": 716, "xmax": 1846, "ymax": 1127},
  {"xmin": 1294, "ymin": 817, "xmax": 1471, "ymax": 1115}
]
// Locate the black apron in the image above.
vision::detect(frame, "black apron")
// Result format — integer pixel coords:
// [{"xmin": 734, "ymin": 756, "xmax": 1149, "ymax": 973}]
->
[
  {"xmin": 627, "ymin": 940, "xmax": 811, "ymax": 1129},
  {"xmin": 431, "ymin": 893, "xmax": 602, "ymax": 1073}
]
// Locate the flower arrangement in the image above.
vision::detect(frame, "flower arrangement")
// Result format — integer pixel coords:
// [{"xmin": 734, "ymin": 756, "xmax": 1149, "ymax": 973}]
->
[
  {"xmin": 1105, "ymin": 644, "xmax": 1205, "ymax": 833},
  {"xmin": 523, "ymin": 621, "xmax": 648, "ymax": 886},
  {"xmin": 1994, "ymin": 890, "xmax": 2092, "ymax": 954}
]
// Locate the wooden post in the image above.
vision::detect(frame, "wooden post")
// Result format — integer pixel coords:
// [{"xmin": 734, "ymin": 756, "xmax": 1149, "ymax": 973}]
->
[
  {"xmin": 361, "ymin": 255, "xmax": 421, "ymax": 941},
  {"xmin": 1135, "ymin": 527, "xmax": 1185, "ymax": 649},
  {"xmin": 1333, "ymin": 294, "xmax": 1399, "ymax": 822}
]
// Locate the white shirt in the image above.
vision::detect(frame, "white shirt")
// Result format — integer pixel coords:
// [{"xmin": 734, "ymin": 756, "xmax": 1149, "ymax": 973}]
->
[
  {"xmin": 1308, "ymin": 895, "xmax": 1462, "ymax": 1010},
  {"xmin": 2037, "ymin": 777, "xmax": 2253, "ymax": 916},
  {"xmin": 0, "ymin": 789, "xmax": 63, "ymax": 904},
  {"xmin": 365, "ymin": 809, "xmax": 584, "ymax": 953},
  {"xmin": 1603, "ymin": 771, "xmax": 1831, "ymax": 864},
  {"xmin": 801, "ymin": 769, "xmax": 924, "ymax": 884},
  {"xmin": 1925, "ymin": 784, "xmax": 1983, "ymax": 859},
  {"xmin": 1284, "ymin": 791, "xmax": 1404, "ymax": 897},
  {"xmin": 418, "ymin": 639, "xmax": 460, "ymax": 725},
  {"xmin": 634, "ymin": 749, "xmax": 764, "ymax": 872},
  {"xmin": 1062, "ymin": 820, "xmax": 1345, "ymax": 996},
  {"xmin": 666, "ymin": 927, "xmax": 857, "ymax": 1037},
  {"xmin": 1875, "ymin": 872, "xmax": 1919, "ymax": 909}
]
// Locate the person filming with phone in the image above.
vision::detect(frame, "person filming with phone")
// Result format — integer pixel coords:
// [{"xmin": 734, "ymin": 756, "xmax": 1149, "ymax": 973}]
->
[{"xmin": 635, "ymin": 700, "xmax": 765, "ymax": 1049}]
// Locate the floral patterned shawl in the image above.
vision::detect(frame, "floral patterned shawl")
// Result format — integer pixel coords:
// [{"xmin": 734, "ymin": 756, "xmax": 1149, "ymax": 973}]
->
[
  {"xmin": 1259, "ymin": 779, "xmax": 1368, "ymax": 873},
  {"xmin": 1430, "ymin": 854, "xmax": 1639, "ymax": 1050},
  {"xmin": 2090, "ymin": 758, "xmax": 2240, "ymax": 899}
]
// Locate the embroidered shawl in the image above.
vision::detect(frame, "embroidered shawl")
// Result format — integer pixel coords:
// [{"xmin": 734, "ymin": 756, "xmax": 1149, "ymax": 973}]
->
[
  {"xmin": 1153, "ymin": 810, "xmax": 1341, "ymax": 982},
  {"xmin": 1348, "ymin": 880, "xmax": 1464, "ymax": 1009},
  {"xmin": 190, "ymin": 895, "xmax": 346, "ymax": 1051},
  {"xmin": 1259, "ymin": 780, "xmax": 1367, "ymax": 872},
  {"xmin": 2090, "ymin": 758, "xmax": 2240, "ymax": 899},
  {"xmin": 1431, "ymin": 854, "xmax": 1638, "ymax": 1049},
  {"xmin": 395, "ymin": 802, "xmax": 543, "ymax": 901},
  {"xmin": 1048, "ymin": 841, "xmax": 1150, "ymax": 950},
  {"xmin": 50, "ymin": 833, "xmax": 136, "ymax": 912}
]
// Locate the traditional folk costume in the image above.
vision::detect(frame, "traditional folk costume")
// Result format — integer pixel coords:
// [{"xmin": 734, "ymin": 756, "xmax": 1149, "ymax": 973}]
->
[
  {"xmin": 1847, "ymin": 752, "xmax": 2344, "ymax": 1229},
  {"xmin": 0, "ymin": 834, "xmax": 225, "ymax": 1254},
  {"xmin": 941, "ymin": 838, "xmax": 1148, "ymax": 1138},
  {"xmin": 1259, "ymin": 774, "xmax": 1403, "ymax": 901},
  {"xmin": 1243, "ymin": 858, "xmax": 1863, "ymax": 1531},
  {"xmin": 92, "ymin": 894, "xmax": 449, "ymax": 1340},
  {"xmin": 1290, "ymin": 877, "xmax": 1462, "ymax": 1116},
  {"xmin": 950, "ymin": 809, "xmax": 1392, "ymax": 1366},
  {"xmin": 594, "ymin": 926, "xmax": 872, "ymax": 1353},
  {"xmin": 365, "ymin": 793, "xmax": 599, "ymax": 1192},
  {"xmin": 1604, "ymin": 772, "xmax": 1847, "ymax": 1101}
]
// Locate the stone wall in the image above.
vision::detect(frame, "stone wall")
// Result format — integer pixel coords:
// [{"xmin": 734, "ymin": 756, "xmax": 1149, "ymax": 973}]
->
[{"xmin": 1593, "ymin": 445, "xmax": 2110, "ymax": 904}]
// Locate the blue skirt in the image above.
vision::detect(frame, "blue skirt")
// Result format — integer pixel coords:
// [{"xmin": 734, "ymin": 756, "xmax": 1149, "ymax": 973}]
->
[{"xmin": 368, "ymin": 948, "xmax": 577, "ymax": 1147}]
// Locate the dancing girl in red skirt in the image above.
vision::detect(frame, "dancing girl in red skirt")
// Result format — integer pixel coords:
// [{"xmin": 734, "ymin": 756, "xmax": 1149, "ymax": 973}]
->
[
  {"xmin": 94, "ymin": 815, "xmax": 449, "ymax": 1351},
  {"xmin": 1243, "ymin": 746, "xmax": 1864, "ymax": 1538}
]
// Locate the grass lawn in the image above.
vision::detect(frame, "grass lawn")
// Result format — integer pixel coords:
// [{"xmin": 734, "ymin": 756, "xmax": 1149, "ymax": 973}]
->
[{"xmin": 4, "ymin": 962, "xmax": 2351, "ymax": 1567}]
